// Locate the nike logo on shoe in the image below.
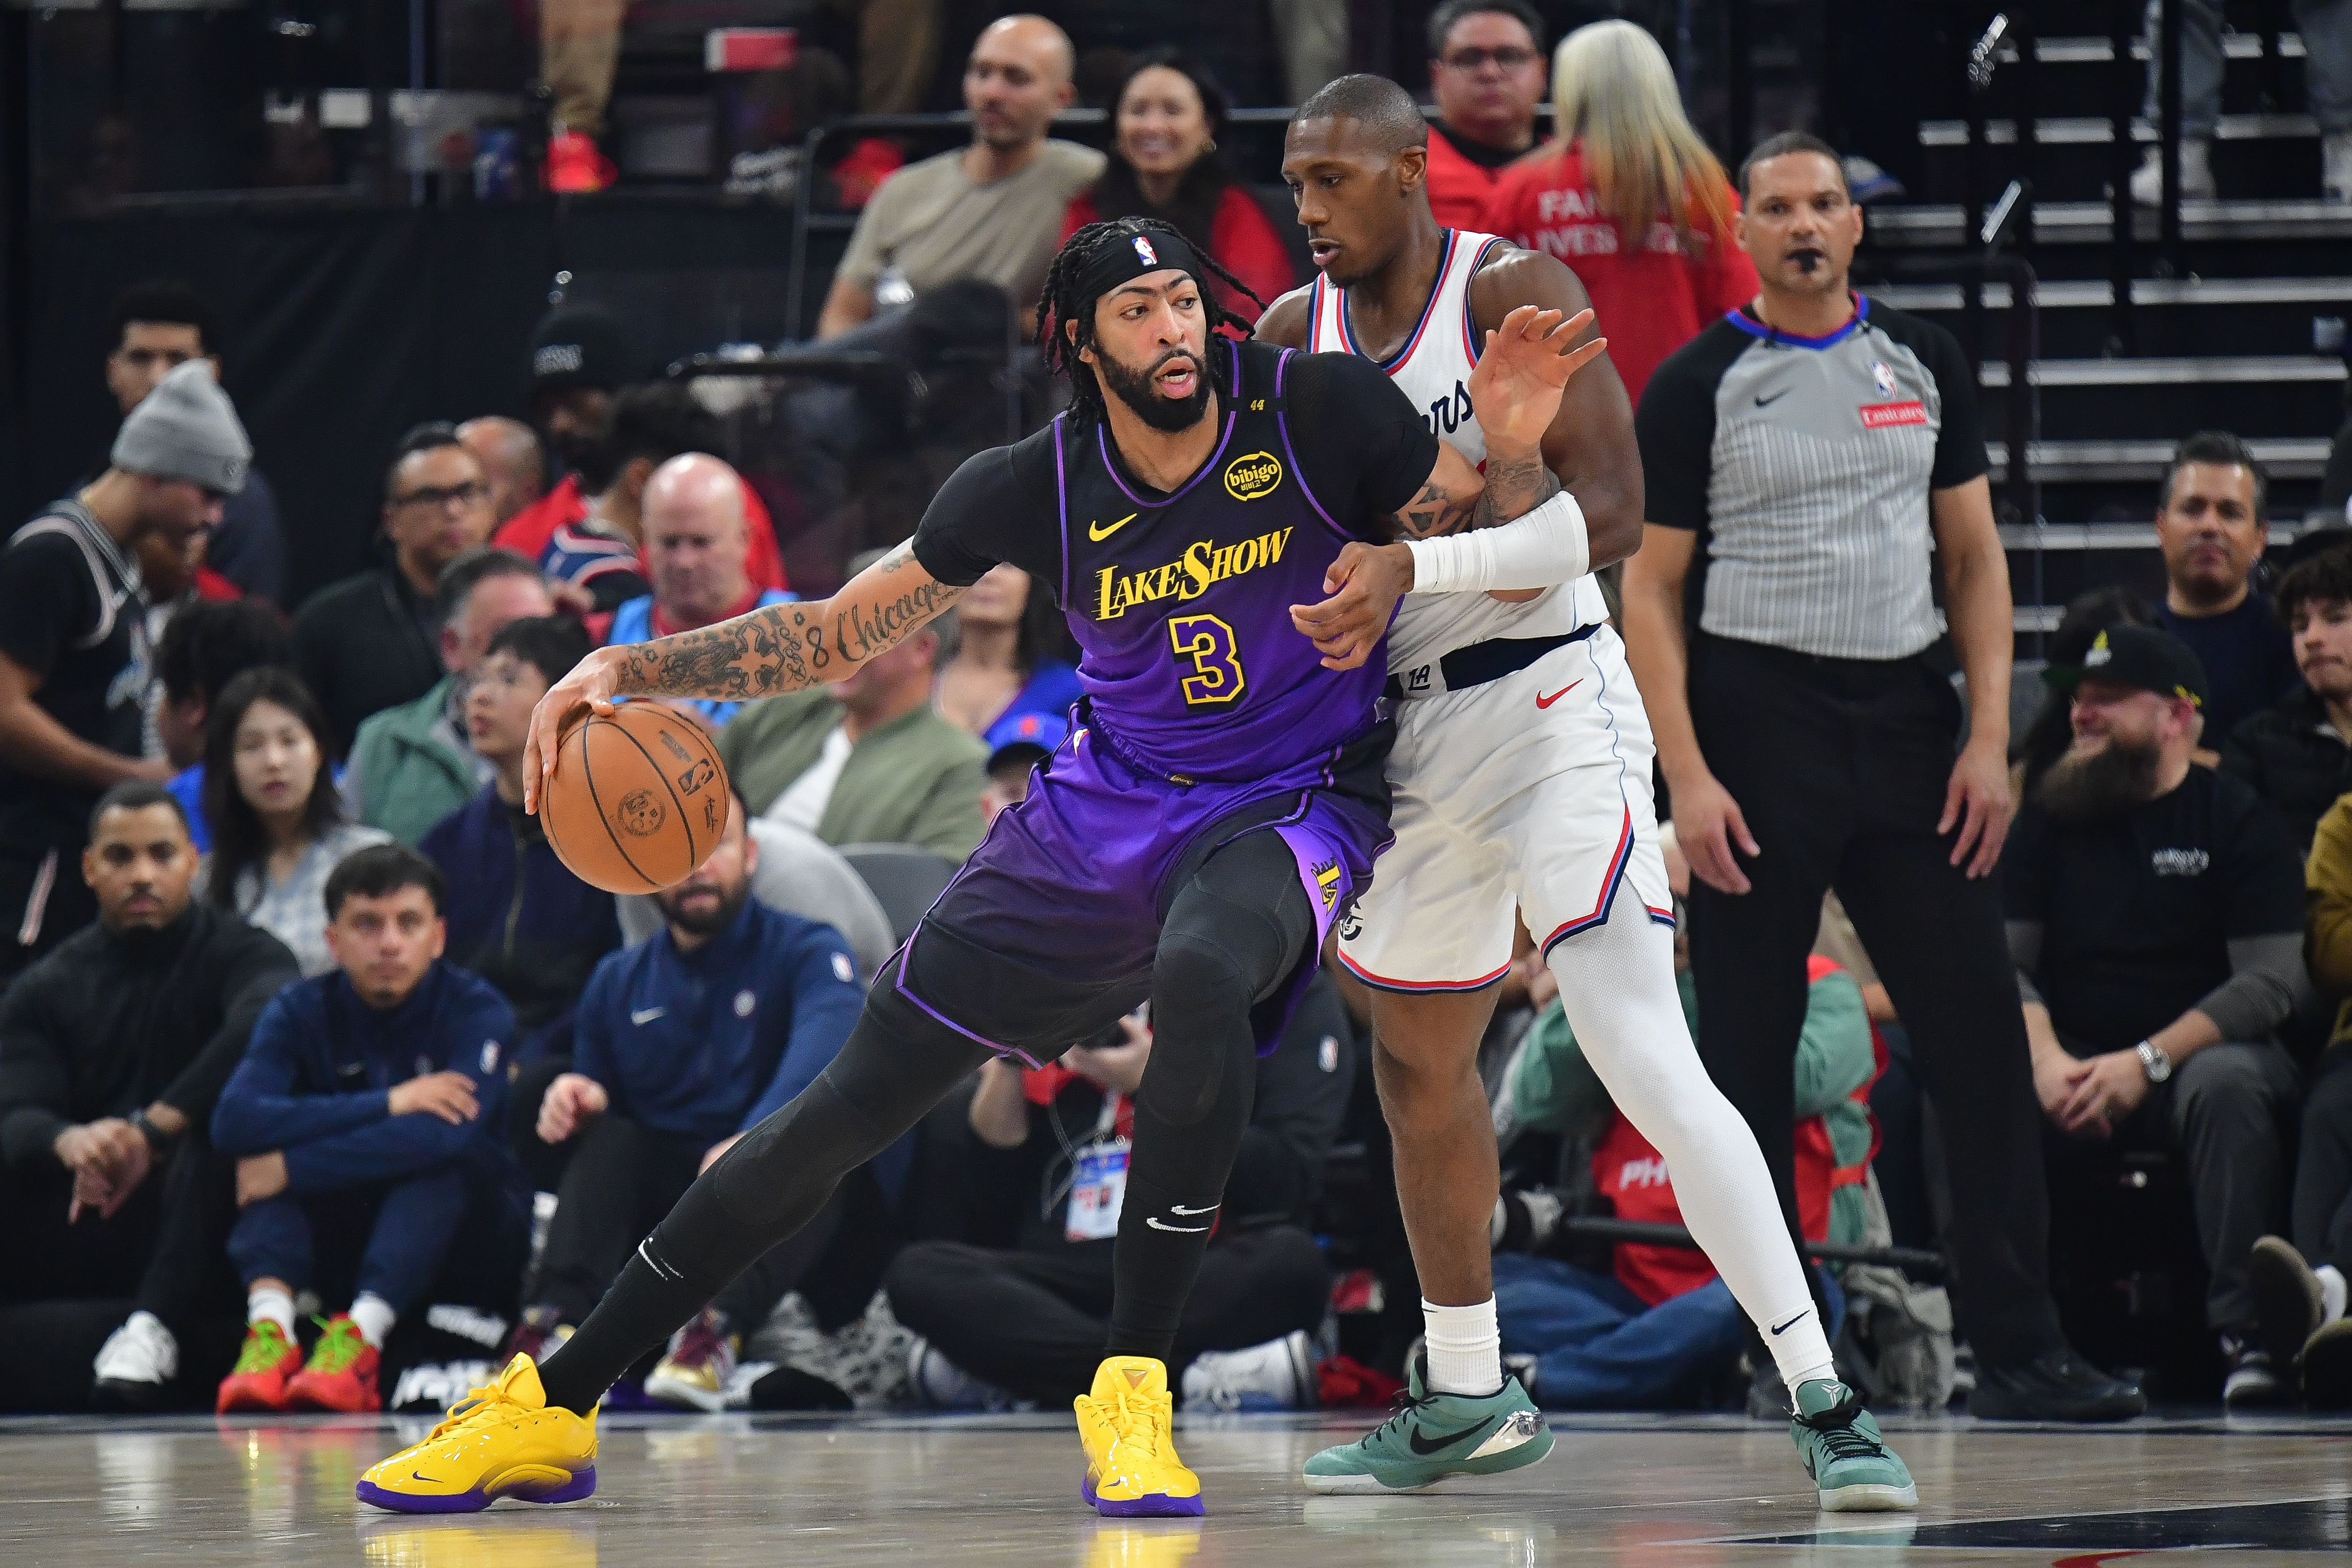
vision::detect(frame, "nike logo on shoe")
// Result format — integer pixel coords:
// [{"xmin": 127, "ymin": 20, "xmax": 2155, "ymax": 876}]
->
[
  {"xmin": 1535, "ymin": 681, "xmax": 1582, "ymax": 709},
  {"xmin": 1755, "ymin": 389, "xmax": 1789, "ymax": 407},
  {"xmin": 1408, "ymin": 1418, "xmax": 1493, "ymax": 1454},
  {"xmin": 1770, "ymin": 1312, "xmax": 1808, "ymax": 1335},
  {"xmin": 631, "ymin": 1007, "xmax": 666, "ymax": 1025}
]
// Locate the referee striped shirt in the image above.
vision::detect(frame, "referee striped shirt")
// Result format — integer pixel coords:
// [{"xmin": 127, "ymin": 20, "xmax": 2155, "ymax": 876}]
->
[{"xmin": 1634, "ymin": 295, "xmax": 1988, "ymax": 660}]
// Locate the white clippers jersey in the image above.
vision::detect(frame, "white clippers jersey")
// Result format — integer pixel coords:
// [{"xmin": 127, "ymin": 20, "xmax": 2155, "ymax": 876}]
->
[{"xmin": 1307, "ymin": 227, "xmax": 1604, "ymax": 676}]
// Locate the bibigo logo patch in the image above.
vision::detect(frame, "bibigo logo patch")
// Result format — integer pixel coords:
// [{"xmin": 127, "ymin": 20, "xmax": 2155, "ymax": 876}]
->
[{"xmin": 1222, "ymin": 451, "xmax": 1283, "ymax": 501}]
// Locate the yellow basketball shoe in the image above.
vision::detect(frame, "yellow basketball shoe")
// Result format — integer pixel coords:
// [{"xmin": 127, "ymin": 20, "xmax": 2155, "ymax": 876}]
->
[
  {"xmin": 1075, "ymin": 1357, "xmax": 1203, "ymax": 1517},
  {"xmin": 355, "ymin": 1355, "xmax": 597, "ymax": 1514}
]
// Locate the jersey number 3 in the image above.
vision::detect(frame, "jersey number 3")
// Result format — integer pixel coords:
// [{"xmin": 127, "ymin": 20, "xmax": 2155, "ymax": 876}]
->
[{"xmin": 1169, "ymin": 614, "xmax": 1246, "ymax": 707}]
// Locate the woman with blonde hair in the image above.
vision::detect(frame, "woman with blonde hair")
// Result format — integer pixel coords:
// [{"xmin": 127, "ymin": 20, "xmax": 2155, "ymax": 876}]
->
[{"xmin": 1481, "ymin": 20, "xmax": 1758, "ymax": 404}]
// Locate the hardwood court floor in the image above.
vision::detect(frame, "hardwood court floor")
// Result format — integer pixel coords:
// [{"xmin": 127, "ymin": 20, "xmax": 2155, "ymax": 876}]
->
[{"xmin": 5, "ymin": 1408, "xmax": 2352, "ymax": 1566}]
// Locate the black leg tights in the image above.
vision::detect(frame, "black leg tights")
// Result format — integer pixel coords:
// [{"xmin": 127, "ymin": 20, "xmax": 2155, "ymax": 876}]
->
[
  {"xmin": 536, "ymin": 970, "xmax": 990, "ymax": 1414},
  {"xmin": 1108, "ymin": 830, "xmax": 1316, "ymax": 1361}
]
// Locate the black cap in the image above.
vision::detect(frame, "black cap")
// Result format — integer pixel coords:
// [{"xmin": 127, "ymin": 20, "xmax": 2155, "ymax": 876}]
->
[
  {"xmin": 2075, "ymin": 623, "xmax": 2211, "ymax": 710},
  {"xmin": 528, "ymin": 305, "xmax": 636, "ymax": 394}
]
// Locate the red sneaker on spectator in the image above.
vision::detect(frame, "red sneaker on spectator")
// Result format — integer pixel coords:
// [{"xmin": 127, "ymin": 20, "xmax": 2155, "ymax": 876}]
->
[
  {"xmin": 546, "ymin": 131, "xmax": 616, "ymax": 193},
  {"xmin": 284, "ymin": 1315, "xmax": 382, "ymax": 1413},
  {"xmin": 216, "ymin": 1320, "xmax": 304, "ymax": 1413},
  {"xmin": 501, "ymin": 1304, "xmax": 574, "ymax": 1367}
]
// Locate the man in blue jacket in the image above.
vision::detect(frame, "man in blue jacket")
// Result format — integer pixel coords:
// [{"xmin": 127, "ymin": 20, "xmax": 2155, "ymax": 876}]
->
[
  {"xmin": 514, "ymin": 795, "xmax": 876, "ymax": 1409},
  {"xmin": 420, "ymin": 614, "xmax": 620, "ymax": 1065},
  {"xmin": 211, "ymin": 844, "xmax": 525, "ymax": 1414}
]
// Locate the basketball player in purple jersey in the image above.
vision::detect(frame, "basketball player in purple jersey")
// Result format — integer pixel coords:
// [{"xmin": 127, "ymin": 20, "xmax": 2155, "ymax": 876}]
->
[
  {"xmin": 1257, "ymin": 77, "xmax": 1916, "ymax": 1508},
  {"xmin": 357, "ymin": 217, "xmax": 1603, "ymax": 1519}
]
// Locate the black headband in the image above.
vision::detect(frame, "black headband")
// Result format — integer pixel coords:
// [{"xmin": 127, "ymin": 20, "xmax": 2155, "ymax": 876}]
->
[{"xmin": 1074, "ymin": 228, "xmax": 1209, "ymax": 312}]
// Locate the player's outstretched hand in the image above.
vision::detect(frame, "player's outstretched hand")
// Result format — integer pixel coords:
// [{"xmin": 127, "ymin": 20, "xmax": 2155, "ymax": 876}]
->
[
  {"xmin": 1466, "ymin": 305, "xmax": 1607, "ymax": 455},
  {"xmin": 1291, "ymin": 541, "xmax": 1414, "ymax": 671},
  {"xmin": 524, "ymin": 645, "xmax": 628, "ymax": 816}
]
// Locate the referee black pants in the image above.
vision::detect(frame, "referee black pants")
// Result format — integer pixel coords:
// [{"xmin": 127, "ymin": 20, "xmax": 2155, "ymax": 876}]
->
[{"xmin": 1684, "ymin": 636, "xmax": 2066, "ymax": 1368}]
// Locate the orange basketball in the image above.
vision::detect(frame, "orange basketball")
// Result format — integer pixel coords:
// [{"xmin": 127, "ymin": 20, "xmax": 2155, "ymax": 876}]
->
[{"xmin": 540, "ymin": 702, "xmax": 731, "ymax": 894}]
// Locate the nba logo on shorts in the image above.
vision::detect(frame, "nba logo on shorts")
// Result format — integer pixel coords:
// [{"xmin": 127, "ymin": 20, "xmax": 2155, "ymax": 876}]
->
[
  {"xmin": 1871, "ymin": 360, "xmax": 1896, "ymax": 397},
  {"xmin": 1132, "ymin": 236, "xmax": 1158, "ymax": 266}
]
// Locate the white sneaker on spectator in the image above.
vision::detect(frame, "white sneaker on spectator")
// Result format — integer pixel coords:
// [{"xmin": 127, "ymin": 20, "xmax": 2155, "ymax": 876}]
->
[
  {"xmin": 905, "ymin": 1337, "xmax": 1015, "ymax": 1411},
  {"xmin": 1180, "ymin": 1329, "xmax": 1315, "ymax": 1412},
  {"xmin": 2129, "ymin": 142, "xmax": 2215, "ymax": 206},
  {"xmin": 92, "ymin": 1311, "xmax": 178, "ymax": 1409},
  {"xmin": 2326, "ymin": 132, "xmax": 2352, "ymax": 205},
  {"xmin": 2222, "ymin": 1338, "xmax": 2286, "ymax": 1409}
]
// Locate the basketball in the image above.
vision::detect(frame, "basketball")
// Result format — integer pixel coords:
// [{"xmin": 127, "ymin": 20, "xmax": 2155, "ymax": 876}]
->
[{"xmin": 539, "ymin": 702, "xmax": 731, "ymax": 894}]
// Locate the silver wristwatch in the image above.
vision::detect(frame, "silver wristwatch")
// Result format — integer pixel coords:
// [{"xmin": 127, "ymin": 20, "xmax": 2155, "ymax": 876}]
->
[{"xmin": 2136, "ymin": 1040, "xmax": 2173, "ymax": 1084}]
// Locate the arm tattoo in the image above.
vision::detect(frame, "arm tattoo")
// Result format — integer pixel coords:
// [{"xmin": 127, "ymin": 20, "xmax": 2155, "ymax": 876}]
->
[
  {"xmin": 1394, "ymin": 479, "xmax": 1479, "ymax": 541},
  {"xmin": 611, "ymin": 541, "xmax": 965, "ymax": 701},
  {"xmin": 1468, "ymin": 449, "xmax": 1561, "ymax": 534}
]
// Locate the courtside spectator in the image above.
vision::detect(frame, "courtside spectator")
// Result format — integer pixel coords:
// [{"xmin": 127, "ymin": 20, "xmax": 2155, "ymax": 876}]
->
[
  {"xmin": 457, "ymin": 417, "xmax": 546, "ymax": 528},
  {"xmin": 1422, "ymin": 0, "xmax": 1546, "ymax": 228},
  {"xmin": 2222, "ymin": 548, "xmax": 2352, "ymax": 854},
  {"xmin": 0, "ymin": 783, "xmax": 297, "ymax": 1411},
  {"xmin": 1623, "ymin": 132, "xmax": 2141, "ymax": 1420},
  {"xmin": 102, "ymin": 281, "xmax": 284, "ymax": 604},
  {"xmin": 2015, "ymin": 589, "xmax": 2164, "ymax": 796},
  {"xmin": 611, "ymin": 815, "xmax": 897, "ymax": 983},
  {"xmin": 1, "ymin": 361, "xmax": 247, "ymax": 983},
  {"xmin": 817, "ymin": 16, "xmax": 1103, "ymax": 339},
  {"xmin": 420, "ymin": 616, "xmax": 618, "ymax": 1064},
  {"xmin": 605, "ymin": 455, "xmax": 794, "ymax": 727},
  {"xmin": 514, "ymin": 799, "xmax": 873, "ymax": 1410},
  {"xmin": 887, "ymin": 977, "xmax": 1352, "ymax": 1411},
  {"xmin": 211, "ymin": 845, "xmax": 524, "ymax": 1414},
  {"xmin": 932, "ymin": 564, "xmax": 1081, "ymax": 747},
  {"xmin": 1059, "ymin": 51, "xmax": 1297, "ymax": 323},
  {"xmin": 153, "ymin": 598, "xmax": 291, "ymax": 853},
  {"xmin": 2153, "ymin": 432, "xmax": 2298, "ymax": 747},
  {"xmin": 346, "ymin": 550, "xmax": 555, "ymax": 847},
  {"xmin": 1481, "ymin": 21, "xmax": 1757, "ymax": 405},
  {"xmin": 198, "ymin": 670, "xmax": 389, "ymax": 978},
  {"xmin": 291, "ymin": 424, "xmax": 497, "ymax": 754},
  {"xmin": 1500, "ymin": 943, "xmax": 1874, "ymax": 1409},
  {"xmin": 501, "ymin": 382, "xmax": 787, "ymax": 616},
  {"xmin": 2255, "ymin": 790, "xmax": 2352, "ymax": 1405},
  {"xmin": 2008, "ymin": 625, "xmax": 2305, "ymax": 1407},
  {"xmin": 722, "ymin": 610, "xmax": 987, "ymax": 861}
]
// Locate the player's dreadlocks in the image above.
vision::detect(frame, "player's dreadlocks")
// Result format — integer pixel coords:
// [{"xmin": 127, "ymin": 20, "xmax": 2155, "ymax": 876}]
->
[{"xmin": 1036, "ymin": 217, "xmax": 1266, "ymax": 428}]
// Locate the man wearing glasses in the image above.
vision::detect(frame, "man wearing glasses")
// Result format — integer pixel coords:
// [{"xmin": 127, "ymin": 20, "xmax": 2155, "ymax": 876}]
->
[
  {"xmin": 1424, "ymin": 0, "xmax": 1547, "ymax": 229},
  {"xmin": 291, "ymin": 425, "xmax": 498, "ymax": 755},
  {"xmin": 0, "ymin": 361, "xmax": 249, "ymax": 981}
]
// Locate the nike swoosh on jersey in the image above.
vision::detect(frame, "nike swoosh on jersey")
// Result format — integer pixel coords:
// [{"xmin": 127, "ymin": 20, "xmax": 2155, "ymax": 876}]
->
[
  {"xmin": 1145, "ymin": 1217, "xmax": 1212, "ymax": 1233},
  {"xmin": 1087, "ymin": 512, "xmax": 1139, "ymax": 543},
  {"xmin": 1535, "ymin": 681, "xmax": 1583, "ymax": 709},
  {"xmin": 631, "ymin": 1007, "xmax": 666, "ymax": 1025},
  {"xmin": 1408, "ymin": 1419, "xmax": 1493, "ymax": 1454}
]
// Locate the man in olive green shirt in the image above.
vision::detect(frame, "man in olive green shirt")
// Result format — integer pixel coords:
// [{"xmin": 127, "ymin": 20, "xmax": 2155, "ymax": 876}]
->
[{"xmin": 718, "ymin": 615, "xmax": 986, "ymax": 863}]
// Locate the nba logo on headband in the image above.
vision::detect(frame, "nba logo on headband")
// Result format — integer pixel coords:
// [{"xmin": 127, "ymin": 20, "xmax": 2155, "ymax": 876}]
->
[{"xmin": 1132, "ymin": 235, "xmax": 1158, "ymax": 267}]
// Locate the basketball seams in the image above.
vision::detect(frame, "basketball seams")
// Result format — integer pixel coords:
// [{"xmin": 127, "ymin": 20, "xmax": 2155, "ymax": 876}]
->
[
  {"xmin": 607, "ymin": 719, "xmax": 702, "ymax": 876},
  {"xmin": 574, "ymin": 721, "xmax": 661, "ymax": 893}
]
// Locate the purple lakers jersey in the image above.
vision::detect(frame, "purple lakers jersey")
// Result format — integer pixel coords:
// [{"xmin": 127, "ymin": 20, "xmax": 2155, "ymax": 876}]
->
[{"xmin": 1053, "ymin": 342, "xmax": 1384, "ymax": 782}]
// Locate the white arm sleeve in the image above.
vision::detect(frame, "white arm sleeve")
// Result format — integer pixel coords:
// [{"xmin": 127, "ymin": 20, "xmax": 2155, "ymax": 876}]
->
[{"xmin": 1402, "ymin": 489, "xmax": 1591, "ymax": 594}]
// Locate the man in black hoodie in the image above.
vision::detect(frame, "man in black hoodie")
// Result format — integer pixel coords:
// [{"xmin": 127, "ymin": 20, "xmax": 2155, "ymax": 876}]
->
[{"xmin": 0, "ymin": 782, "xmax": 299, "ymax": 1410}]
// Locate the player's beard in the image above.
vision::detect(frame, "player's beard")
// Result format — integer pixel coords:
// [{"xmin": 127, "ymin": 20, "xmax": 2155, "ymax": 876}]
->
[
  {"xmin": 1096, "ymin": 343, "xmax": 1213, "ymax": 432},
  {"xmin": 2032, "ymin": 732, "xmax": 2162, "ymax": 823}
]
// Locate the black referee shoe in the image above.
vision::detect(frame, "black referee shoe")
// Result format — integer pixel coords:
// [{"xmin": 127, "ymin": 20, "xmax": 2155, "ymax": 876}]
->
[{"xmin": 1968, "ymin": 1347, "xmax": 2145, "ymax": 1421}]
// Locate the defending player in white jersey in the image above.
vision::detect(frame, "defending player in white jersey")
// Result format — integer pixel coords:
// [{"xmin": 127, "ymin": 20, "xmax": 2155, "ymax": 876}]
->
[{"xmin": 1258, "ymin": 75, "xmax": 1917, "ymax": 1510}]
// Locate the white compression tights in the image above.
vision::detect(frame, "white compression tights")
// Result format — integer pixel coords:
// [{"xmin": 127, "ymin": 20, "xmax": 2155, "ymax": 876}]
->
[{"xmin": 1543, "ymin": 893, "xmax": 1836, "ymax": 1393}]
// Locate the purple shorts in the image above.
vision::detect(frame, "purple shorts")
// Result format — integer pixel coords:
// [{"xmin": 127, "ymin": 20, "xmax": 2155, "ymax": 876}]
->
[{"xmin": 895, "ymin": 711, "xmax": 1393, "ymax": 1065}]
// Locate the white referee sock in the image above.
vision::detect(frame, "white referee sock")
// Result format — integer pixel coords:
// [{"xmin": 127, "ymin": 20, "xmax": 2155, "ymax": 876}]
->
[{"xmin": 1423, "ymin": 1297, "xmax": 1503, "ymax": 1396}]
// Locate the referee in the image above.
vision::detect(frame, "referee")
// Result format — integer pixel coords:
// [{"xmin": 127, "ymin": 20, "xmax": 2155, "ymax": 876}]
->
[{"xmin": 1621, "ymin": 133, "xmax": 2144, "ymax": 1421}]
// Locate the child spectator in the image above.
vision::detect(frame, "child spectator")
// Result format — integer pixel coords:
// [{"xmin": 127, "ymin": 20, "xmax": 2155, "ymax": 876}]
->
[
  {"xmin": 2222, "ymin": 546, "xmax": 2352, "ymax": 855},
  {"xmin": 152, "ymin": 597, "xmax": 292, "ymax": 852},
  {"xmin": 419, "ymin": 615, "xmax": 619, "ymax": 1065},
  {"xmin": 210, "ymin": 845, "xmax": 524, "ymax": 1414},
  {"xmin": 198, "ymin": 669, "xmax": 388, "ymax": 977}
]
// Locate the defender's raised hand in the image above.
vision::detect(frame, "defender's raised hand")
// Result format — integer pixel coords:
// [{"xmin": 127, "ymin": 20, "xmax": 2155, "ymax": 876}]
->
[{"xmin": 1465, "ymin": 305, "xmax": 1606, "ymax": 455}]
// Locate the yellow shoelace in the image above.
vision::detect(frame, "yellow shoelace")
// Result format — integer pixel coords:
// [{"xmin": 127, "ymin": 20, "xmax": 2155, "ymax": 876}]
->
[
  {"xmin": 1108, "ymin": 1386, "xmax": 1166, "ymax": 1459},
  {"xmin": 423, "ymin": 1383, "xmax": 529, "ymax": 1445}
]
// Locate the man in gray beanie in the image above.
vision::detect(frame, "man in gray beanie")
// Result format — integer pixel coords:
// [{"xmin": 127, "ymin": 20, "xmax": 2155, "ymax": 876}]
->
[{"xmin": 0, "ymin": 359, "xmax": 250, "ymax": 980}]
